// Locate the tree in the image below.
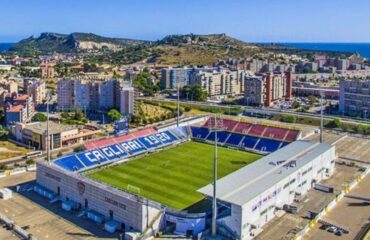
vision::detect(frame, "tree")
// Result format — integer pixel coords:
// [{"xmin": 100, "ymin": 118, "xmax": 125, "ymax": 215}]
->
[
  {"xmin": 73, "ymin": 110, "xmax": 85, "ymax": 122},
  {"xmin": 325, "ymin": 118, "xmax": 340, "ymax": 128},
  {"xmin": 291, "ymin": 101, "xmax": 301, "ymax": 109},
  {"xmin": 32, "ymin": 112, "xmax": 47, "ymax": 122},
  {"xmin": 281, "ymin": 114, "xmax": 297, "ymax": 123},
  {"xmin": 83, "ymin": 63, "xmax": 98, "ymax": 73},
  {"xmin": 308, "ymin": 95, "xmax": 319, "ymax": 104},
  {"xmin": 108, "ymin": 109, "xmax": 123, "ymax": 121},
  {"xmin": 180, "ymin": 85, "xmax": 207, "ymax": 101}
]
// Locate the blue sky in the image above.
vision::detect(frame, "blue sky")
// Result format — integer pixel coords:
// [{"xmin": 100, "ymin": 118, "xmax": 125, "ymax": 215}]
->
[{"xmin": 1, "ymin": 0, "xmax": 370, "ymax": 42}]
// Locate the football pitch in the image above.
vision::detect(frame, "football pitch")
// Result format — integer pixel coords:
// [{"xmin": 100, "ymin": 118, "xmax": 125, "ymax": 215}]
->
[{"xmin": 87, "ymin": 141, "xmax": 262, "ymax": 211}]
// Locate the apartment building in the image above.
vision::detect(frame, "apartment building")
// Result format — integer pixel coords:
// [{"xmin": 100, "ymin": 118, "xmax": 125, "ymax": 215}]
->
[
  {"xmin": 160, "ymin": 67, "xmax": 216, "ymax": 89},
  {"xmin": 39, "ymin": 62, "xmax": 55, "ymax": 78},
  {"xmin": 191, "ymin": 69, "xmax": 249, "ymax": 96},
  {"xmin": 339, "ymin": 79, "xmax": 370, "ymax": 118},
  {"xmin": 120, "ymin": 84, "xmax": 135, "ymax": 115},
  {"xmin": 0, "ymin": 79, "xmax": 18, "ymax": 94},
  {"xmin": 244, "ymin": 72, "xmax": 293, "ymax": 107},
  {"xmin": 57, "ymin": 79, "xmax": 135, "ymax": 114},
  {"xmin": 4, "ymin": 94, "xmax": 34, "ymax": 126},
  {"xmin": 24, "ymin": 78, "xmax": 46, "ymax": 105}
]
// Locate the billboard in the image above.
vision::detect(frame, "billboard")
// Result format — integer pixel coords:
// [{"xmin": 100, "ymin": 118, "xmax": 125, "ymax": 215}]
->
[{"xmin": 114, "ymin": 117, "xmax": 129, "ymax": 136}]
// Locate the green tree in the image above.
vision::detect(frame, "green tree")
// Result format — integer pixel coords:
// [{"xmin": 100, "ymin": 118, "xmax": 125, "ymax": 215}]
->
[
  {"xmin": 73, "ymin": 110, "xmax": 85, "ymax": 122},
  {"xmin": 108, "ymin": 109, "xmax": 123, "ymax": 121},
  {"xmin": 308, "ymin": 95, "xmax": 319, "ymax": 104},
  {"xmin": 180, "ymin": 84, "xmax": 207, "ymax": 101},
  {"xmin": 32, "ymin": 112, "xmax": 47, "ymax": 122},
  {"xmin": 291, "ymin": 101, "xmax": 301, "ymax": 109},
  {"xmin": 281, "ymin": 114, "xmax": 297, "ymax": 123},
  {"xmin": 325, "ymin": 118, "xmax": 340, "ymax": 128}
]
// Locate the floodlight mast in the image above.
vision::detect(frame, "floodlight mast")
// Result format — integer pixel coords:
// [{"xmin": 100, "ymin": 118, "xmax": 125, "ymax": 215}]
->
[
  {"xmin": 46, "ymin": 93, "xmax": 51, "ymax": 165},
  {"xmin": 212, "ymin": 114, "xmax": 218, "ymax": 237}
]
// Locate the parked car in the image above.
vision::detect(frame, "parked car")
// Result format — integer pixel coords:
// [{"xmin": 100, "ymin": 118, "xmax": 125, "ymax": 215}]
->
[
  {"xmin": 327, "ymin": 226, "xmax": 337, "ymax": 233},
  {"xmin": 319, "ymin": 224, "xmax": 329, "ymax": 230},
  {"xmin": 334, "ymin": 229, "xmax": 344, "ymax": 236}
]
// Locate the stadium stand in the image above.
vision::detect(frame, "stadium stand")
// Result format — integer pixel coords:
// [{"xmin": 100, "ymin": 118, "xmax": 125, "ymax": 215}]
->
[
  {"xmin": 84, "ymin": 127, "xmax": 157, "ymax": 150},
  {"xmin": 233, "ymin": 122, "xmax": 252, "ymax": 134},
  {"xmin": 206, "ymin": 131, "xmax": 229, "ymax": 143},
  {"xmin": 204, "ymin": 118, "xmax": 239, "ymax": 131},
  {"xmin": 170, "ymin": 127, "xmax": 189, "ymax": 140},
  {"xmin": 263, "ymin": 126, "xmax": 289, "ymax": 140},
  {"xmin": 225, "ymin": 132, "xmax": 245, "ymax": 146},
  {"xmin": 54, "ymin": 155, "xmax": 85, "ymax": 172},
  {"xmin": 248, "ymin": 124, "xmax": 266, "ymax": 137},
  {"xmin": 240, "ymin": 135, "xmax": 260, "ymax": 149},
  {"xmin": 255, "ymin": 138, "xmax": 282, "ymax": 152},
  {"xmin": 53, "ymin": 127, "xmax": 186, "ymax": 172},
  {"xmin": 196, "ymin": 117, "xmax": 301, "ymax": 153},
  {"xmin": 285, "ymin": 130, "xmax": 299, "ymax": 142},
  {"xmin": 191, "ymin": 126, "xmax": 210, "ymax": 139}
]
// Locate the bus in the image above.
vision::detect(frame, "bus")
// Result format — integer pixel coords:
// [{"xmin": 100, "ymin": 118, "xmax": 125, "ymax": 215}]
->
[{"xmin": 25, "ymin": 151, "xmax": 43, "ymax": 159}]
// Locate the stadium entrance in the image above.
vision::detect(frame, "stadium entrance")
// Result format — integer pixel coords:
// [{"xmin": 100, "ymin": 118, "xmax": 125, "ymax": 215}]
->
[{"xmin": 164, "ymin": 213, "xmax": 206, "ymax": 236}]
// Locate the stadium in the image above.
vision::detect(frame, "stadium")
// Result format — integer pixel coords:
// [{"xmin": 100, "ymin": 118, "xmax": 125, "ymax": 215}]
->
[{"xmin": 35, "ymin": 116, "xmax": 335, "ymax": 239}]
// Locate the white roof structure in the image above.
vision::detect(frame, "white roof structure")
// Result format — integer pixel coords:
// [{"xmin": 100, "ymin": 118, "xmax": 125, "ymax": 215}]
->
[{"xmin": 198, "ymin": 140, "xmax": 334, "ymax": 206}]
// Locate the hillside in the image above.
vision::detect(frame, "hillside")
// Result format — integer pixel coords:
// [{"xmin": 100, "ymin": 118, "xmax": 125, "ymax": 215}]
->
[
  {"xmin": 87, "ymin": 33, "xmax": 265, "ymax": 66},
  {"xmin": 11, "ymin": 32, "xmax": 265, "ymax": 65},
  {"xmin": 153, "ymin": 33, "xmax": 263, "ymax": 65},
  {"xmin": 10, "ymin": 32, "xmax": 149, "ymax": 55}
]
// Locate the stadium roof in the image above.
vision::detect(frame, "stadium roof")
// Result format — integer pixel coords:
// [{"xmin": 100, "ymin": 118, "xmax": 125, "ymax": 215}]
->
[{"xmin": 198, "ymin": 140, "xmax": 334, "ymax": 206}]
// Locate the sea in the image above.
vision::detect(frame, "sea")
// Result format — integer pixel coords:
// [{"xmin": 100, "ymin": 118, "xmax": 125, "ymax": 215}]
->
[
  {"xmin": 0, "ymin": 43, "xmax": 14, "ymax": 52},
  {"xmin": 278, "ymin": 43, "xmax": 370, "ymax": 59}
]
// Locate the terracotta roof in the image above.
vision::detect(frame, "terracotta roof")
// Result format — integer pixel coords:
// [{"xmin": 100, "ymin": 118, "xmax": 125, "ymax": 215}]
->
[{"xmin": 7, "ymin": 105, "xmax": 24, "ymax": 112}]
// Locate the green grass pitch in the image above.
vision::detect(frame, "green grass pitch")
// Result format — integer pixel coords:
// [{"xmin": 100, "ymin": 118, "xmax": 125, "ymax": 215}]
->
[{"xmin": 87, "ymin": 141, "xmax": 262, "ymax": 211}]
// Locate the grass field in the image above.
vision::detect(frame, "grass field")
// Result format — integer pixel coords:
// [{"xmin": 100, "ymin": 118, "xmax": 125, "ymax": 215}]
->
[{"xmin": 87, "ymin": 141, "xmax": 261, "ymax": 211}]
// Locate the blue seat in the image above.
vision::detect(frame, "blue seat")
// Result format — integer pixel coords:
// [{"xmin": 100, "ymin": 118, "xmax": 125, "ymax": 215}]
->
[
  {"xmin": 155, "ymin": 131, "xmax": 177, "ymax": 144},
  {"xmin": 191, "ymin": 127, "xmax": 209, "ymax": 139},
  {"xmin": 226, "ymin": 133, "xmax": 244, "ymax": 146},
  {"xmin": 75, "ymin": 152, "xmax": 102, "ymax": 167},
  {"xmin": 54, "ymin": 155, "xmax": 84, "ymax": 172},
  {"xmin": 240, "ymin": 135, "xmax": 259, "ymax": 149},
  {"xmin": 206, "ymin": 131, "xmax": 229, "ymax": 143},
  {"xmin": 280, "ymin": 142, "xmax": 289, "ymax": 149},
  {"xmin": 119, "ymin": 139, "xmax": 146, "ymax": 155},
  {"xmin": 138, "ymin": 134, "xmax": 163, "ymax": 149},
  {"xmin": 99, "ymin": 144, "xmax": 128, "ymax": 161},
  {"xmin": 255, "ymin": 138, "xmax": 282, "ymax": 152}
]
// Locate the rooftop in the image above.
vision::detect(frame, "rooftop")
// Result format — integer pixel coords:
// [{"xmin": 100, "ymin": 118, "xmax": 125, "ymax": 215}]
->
[
  {"xmin": 6, "ymin": 105, "xmax": 24, "ymax": 113},
  {"xmin": 198, "ymin": 140, "xmax": 334, "ymax": 206},
  {"xmin": 24, "ymin": 121, "xmax": 77, "ymax": 135}
]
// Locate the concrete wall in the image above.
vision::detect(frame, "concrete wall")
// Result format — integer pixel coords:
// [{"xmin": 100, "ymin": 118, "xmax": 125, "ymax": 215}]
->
[{"xmin": 36, "ymin": 162, "xmax": 161, "ymax": 232}]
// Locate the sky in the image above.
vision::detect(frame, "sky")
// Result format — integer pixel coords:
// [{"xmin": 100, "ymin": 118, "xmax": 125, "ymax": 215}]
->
[{"xmin": 1, "ymin": 0, "xmax": 370, "ymax": 43}]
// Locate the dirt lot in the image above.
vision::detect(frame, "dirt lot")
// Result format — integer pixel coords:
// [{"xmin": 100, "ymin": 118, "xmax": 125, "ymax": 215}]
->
[{"xmin": 0, "ymin": 137, "xmax": 30, "ymax": 161}]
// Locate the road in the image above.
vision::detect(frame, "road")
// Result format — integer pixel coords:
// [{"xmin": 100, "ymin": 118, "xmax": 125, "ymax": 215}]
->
[{"xmin": 139, "ymin": 97, "xmax": 370, "ymax": 125}]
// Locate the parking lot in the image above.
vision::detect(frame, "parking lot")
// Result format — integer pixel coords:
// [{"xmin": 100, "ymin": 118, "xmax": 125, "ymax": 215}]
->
[
  {"xmin": 256, "ymin": 163, "xmax": 361, "ymax": 240},
  {"xmin": 0, "ymin": 172, "xmax": 116, "ymax": 240},
  {"xmin": 304, "ymin": 173, "xmax": 370, "ymax": 240},
  {"xmin": 257, "ymin": 130, "xmax": 368, "ymax": 240}
]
